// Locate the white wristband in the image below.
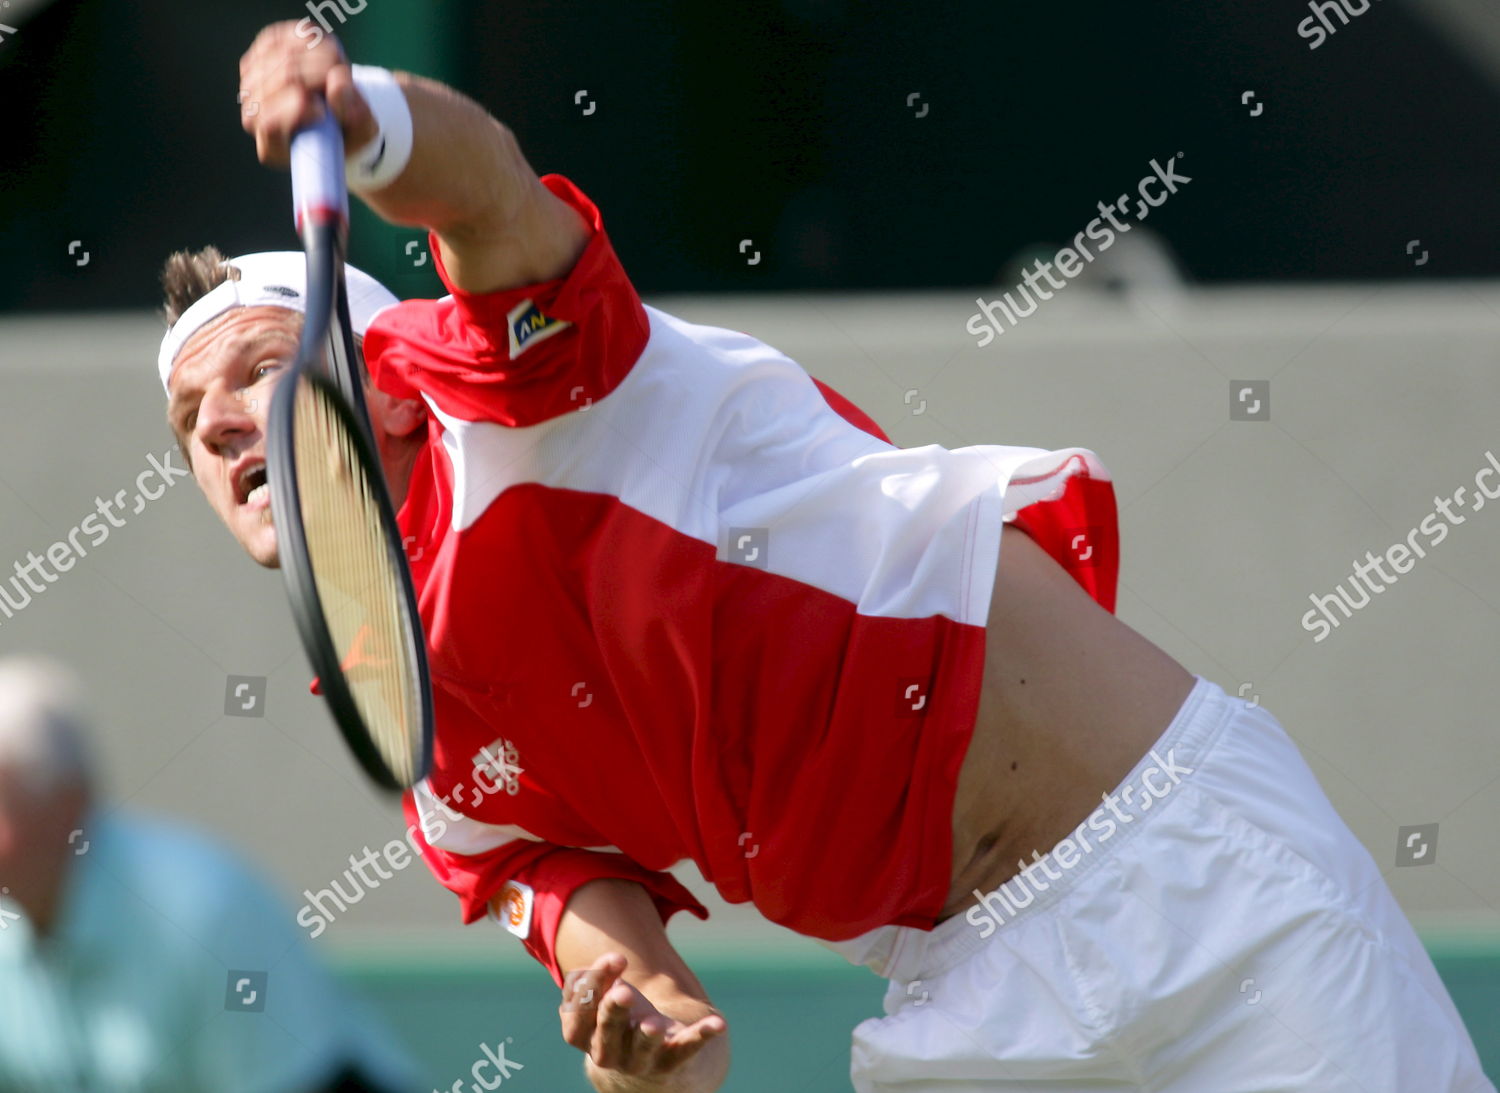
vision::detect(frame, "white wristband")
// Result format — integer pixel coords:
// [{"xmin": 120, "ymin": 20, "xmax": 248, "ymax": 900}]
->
[{"xmin": 345, "ymin": 65, "xmax": 414, "ymax": 192}]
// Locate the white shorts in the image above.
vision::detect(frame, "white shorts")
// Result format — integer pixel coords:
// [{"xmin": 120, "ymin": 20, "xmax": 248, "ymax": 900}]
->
[{"xmin": 848, "ymin": 675, "xmax": 1494, "ymax": 1092}]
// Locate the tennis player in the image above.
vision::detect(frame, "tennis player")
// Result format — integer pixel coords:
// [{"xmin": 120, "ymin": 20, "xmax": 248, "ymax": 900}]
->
[{"xmin": 155, "ymin": 22, "xmax": 1493, "ymax": 1092}]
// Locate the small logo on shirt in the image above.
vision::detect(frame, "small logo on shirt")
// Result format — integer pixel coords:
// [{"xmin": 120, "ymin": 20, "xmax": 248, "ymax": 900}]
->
[
  {"xmin": 507, "ymin": 299, "xmax": 570, "ymax": 359},
  {"xmin": 473, "ymin": 737, "xmax": 525, "ymax": 796},
  {"xmin": 262, "ymin": 284, "xmax": 299, "ymax": 298},
  {"xmin": 494, "ymin": 880, "xmax": 534, "ymax": 939}
]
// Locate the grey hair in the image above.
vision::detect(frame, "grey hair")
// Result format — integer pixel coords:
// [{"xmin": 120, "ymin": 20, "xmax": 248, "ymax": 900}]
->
[{"xmin": 0, "ymin": 656, "xmax": 94, "ymax": 799}]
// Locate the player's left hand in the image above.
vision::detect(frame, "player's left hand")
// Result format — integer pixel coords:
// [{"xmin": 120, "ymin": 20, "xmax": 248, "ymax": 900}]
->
[{"xmin": 560, "ymin": 952, "xmax": 728, "ymax": 1086}]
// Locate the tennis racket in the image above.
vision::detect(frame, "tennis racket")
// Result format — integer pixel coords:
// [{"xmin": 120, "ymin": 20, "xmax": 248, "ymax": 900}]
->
[{"xmin": 266, "ymin": 107, "xmax": 434, "ymax": 791}]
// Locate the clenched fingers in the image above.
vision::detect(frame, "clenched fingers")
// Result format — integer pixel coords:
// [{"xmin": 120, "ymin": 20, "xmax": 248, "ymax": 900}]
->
[{"xmin": 235, "ymin": 21, "xmax": 375, "ymax": 167}]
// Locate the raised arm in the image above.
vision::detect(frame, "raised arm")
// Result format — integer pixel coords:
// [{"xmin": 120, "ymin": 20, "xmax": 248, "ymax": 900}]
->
[
  {"xmin": 551, "ymin": 879, "xmax": 729, "ymax": 1092},
  {"xmin": 237, "ymin": 22, "xmax": 590, "ymax": 294}
]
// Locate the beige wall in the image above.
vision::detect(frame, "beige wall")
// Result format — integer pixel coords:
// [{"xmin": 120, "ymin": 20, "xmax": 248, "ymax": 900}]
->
[{"xmin": 2, "ymin": 284, "xmax": 1497, "ymax": 956}]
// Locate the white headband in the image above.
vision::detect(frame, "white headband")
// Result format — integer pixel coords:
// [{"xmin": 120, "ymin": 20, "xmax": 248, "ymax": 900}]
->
[{"xmin": 157, "ymin": 251, "xmax": 399, "ymax": 394}]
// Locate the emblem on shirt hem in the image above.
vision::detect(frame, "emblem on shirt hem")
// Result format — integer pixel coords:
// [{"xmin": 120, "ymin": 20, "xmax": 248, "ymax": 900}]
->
[{"xmin": 493, "ymin": 879, "xmax": 534, "ymax": 939}]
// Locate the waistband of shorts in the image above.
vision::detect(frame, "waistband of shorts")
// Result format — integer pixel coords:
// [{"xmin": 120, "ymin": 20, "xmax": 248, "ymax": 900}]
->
[{"xmin": 881, "ymin": 673, "xmax": 1243, "ymax": 983}]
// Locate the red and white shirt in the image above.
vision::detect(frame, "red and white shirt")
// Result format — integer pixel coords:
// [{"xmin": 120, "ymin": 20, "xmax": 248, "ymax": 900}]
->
[{"xmin": 360, "ymin": 175, "xmax": 1120, "ymax": 985}]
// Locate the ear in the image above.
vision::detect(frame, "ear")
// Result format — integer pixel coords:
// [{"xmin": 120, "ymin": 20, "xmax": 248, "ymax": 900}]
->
[{"xmin": 368, "ymin": 388, "xmax": 427, "ymax": 440}]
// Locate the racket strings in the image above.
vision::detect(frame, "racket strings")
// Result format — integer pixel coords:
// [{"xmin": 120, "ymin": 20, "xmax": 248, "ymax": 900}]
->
[{"xmin": 293, "ymin": 380, "xmax": 421, "ymax": 786}]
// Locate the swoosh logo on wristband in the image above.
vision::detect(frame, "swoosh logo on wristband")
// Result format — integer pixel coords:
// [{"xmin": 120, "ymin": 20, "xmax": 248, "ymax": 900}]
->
[{"xmin": 363, "ymin": 134, "xmax": 387, "ymax": 171}]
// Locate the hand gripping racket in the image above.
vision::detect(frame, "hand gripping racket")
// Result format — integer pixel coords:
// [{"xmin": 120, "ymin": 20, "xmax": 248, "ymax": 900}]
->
[{"xmin": 266, "ymin": 108, "xmax": 434, "ymax": 791}]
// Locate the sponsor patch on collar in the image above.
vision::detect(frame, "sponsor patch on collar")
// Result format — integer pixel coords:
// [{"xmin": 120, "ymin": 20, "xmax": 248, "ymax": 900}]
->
[{"xmin": 507, "ymin": 299, "xmax": 570, "ymax": 359}]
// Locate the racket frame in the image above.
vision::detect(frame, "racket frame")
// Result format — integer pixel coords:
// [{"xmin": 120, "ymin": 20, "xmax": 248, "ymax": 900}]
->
[{"xmin": 266, "ymin": 111, "xmax": 434, "ymax": 791}]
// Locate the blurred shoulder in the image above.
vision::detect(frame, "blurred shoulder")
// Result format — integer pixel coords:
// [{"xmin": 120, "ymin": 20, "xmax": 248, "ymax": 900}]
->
[{"xmin": 96, "ymin": 812, "xmax": 287, "ymax": 921}]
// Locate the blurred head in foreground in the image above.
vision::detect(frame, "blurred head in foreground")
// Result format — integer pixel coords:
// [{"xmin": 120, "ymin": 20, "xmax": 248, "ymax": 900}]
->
[
  {"xmin": 0, "ymin": 656, "xmax": 93, "ymax": 935},
  {"xmin": 0, "ymin": 655, "xmax": 421, "ymax": 1092}
]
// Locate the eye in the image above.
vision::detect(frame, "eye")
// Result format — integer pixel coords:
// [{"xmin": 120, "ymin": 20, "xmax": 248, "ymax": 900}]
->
[{"xmin": 252, "ymin": 360, "xmax": 283, "ymax": 382}]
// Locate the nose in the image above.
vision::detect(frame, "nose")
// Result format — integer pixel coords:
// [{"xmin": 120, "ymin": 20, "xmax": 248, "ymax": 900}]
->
[{"xmin": 196, "ymin": 382, "xmax": 261, "ymax": 453}]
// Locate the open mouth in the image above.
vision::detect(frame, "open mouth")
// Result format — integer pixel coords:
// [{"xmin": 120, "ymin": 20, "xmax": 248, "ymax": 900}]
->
[{"xmin": 235, "ymin": 459, "xmax": 269, "ymax": 509}]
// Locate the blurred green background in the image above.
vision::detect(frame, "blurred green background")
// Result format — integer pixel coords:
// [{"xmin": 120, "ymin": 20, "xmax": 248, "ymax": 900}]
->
[
  {"xmin": 335, "ymin": 938, "xmax": 1500, "ymax": 1089},
  {"xmin": 6, "ymin": 0, "xmax": 1500, "ymax": 310}
]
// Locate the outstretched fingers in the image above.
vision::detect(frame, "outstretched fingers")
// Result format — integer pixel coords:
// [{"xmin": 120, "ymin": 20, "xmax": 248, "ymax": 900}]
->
[
  {"xmin": 559, "ymin": 952, "xmax": 627, "ymax": 1050},
  {"xmin": 652, "ymin": 1012, "xmax": 728, "ymax": 1074}
]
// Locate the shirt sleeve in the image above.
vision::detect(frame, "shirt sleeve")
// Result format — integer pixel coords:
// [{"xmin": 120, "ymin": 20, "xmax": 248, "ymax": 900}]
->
[
  {"xmin": 810, "ymin": 377, "xmax": 891, "ymax": 444},
  {"xmin": 362, "ymin": 173, "xmax": 651, "ymax": 430},
  {"xmin": 401, "ymin": 791, "xmax": 709, "ymax": 988}
]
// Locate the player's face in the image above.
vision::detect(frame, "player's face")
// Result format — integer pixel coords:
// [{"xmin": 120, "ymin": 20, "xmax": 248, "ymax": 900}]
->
[{"xmin": 168, "ymin": 307, "xmax": 299, "ymax": 568}]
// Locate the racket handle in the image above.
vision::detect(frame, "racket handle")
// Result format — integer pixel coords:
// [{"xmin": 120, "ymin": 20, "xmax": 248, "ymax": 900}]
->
[{"xmin": 290, "ymin": 106, "xmax": 349, "ymax": 233}]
